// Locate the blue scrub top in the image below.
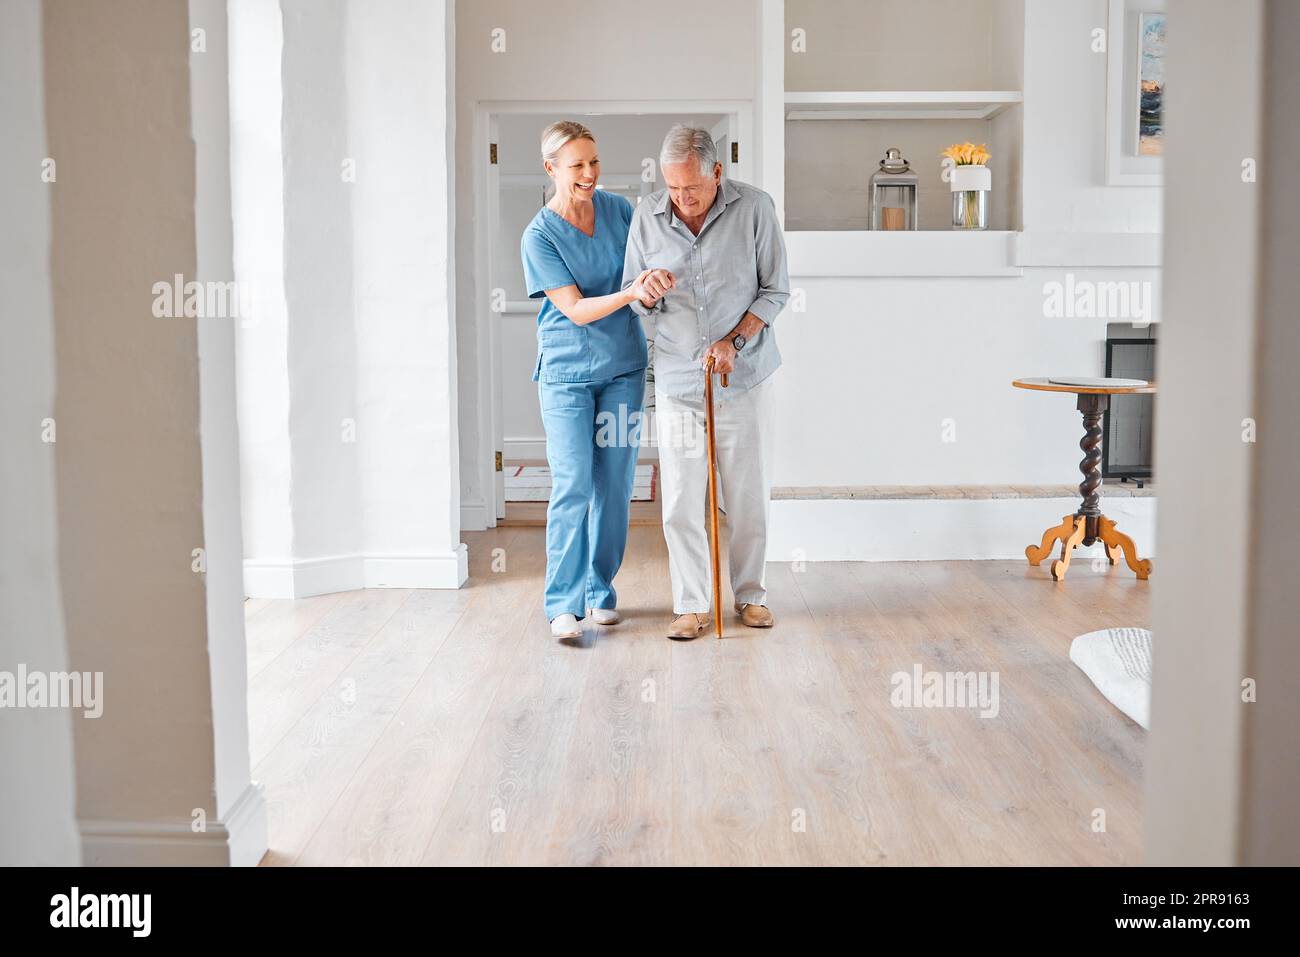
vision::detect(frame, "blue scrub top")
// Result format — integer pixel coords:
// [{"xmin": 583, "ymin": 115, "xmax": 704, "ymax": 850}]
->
[{"xmin": 520, "ymin": 188, "xmax": 648, "ymax": 383}]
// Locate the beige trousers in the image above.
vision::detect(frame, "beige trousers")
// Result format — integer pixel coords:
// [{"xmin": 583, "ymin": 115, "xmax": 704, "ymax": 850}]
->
[{"xmin": 654, "ymin": 374, "xmax": 775, "ymax": 615}]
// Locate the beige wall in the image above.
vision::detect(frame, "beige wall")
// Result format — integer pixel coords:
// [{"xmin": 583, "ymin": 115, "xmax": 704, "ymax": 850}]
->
[
  {"xmin": 45, "ymin": 0, "xmax": 214, "ymax": 833},
  {"xmin": 42, "ymin": 0, "xmax": 262, "ymax": 864},
  {"xmin": 1145, "ymin": 0, "xmax": 1260, "ymax": 869},
  {"xmin": 1146, "ymin": 0, "xmax": 1299, "ymax": 866},
  {"xmin": 1238, "ymin": 0, "xmax": 1300, "ymax": 865},
  {"xmin": 785, "ymin": 0, "xmax": 1004, "ymax": 90}
]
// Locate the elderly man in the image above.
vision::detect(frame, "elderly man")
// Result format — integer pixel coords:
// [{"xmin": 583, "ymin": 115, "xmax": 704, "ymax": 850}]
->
[{"xmin": 623, "ymin": 124, "xmax": 790, "ymax": 640}]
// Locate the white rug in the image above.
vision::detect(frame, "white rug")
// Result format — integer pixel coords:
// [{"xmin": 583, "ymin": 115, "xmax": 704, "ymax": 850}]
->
[
  {"xmin": 1069, "ymin": 627, "xmax": 1152, "ymax": 729},
  {"xmin": 505, "ymin": 464, "xmax": 657, "ymax": 503}
]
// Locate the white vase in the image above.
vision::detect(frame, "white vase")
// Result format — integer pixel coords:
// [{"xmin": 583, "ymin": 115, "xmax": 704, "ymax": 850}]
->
[{"xmin": 949, "ymin": 164, "xmax": 991, "ymax": 191}]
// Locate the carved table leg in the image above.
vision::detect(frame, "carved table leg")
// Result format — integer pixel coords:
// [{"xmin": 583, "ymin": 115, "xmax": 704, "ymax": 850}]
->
[
  {"xmin": 1076, "ymin": 393, "xmax": 1107, "ymax": 546},
  {"xmin": 1050, "ymin": 515, "xmax": 1087, "ymax": 581},
  {"xmin": 1097, "ymin": 515, "xmax": 1152, "ymax": 580},
  {"xmin": 1026, "ymin": 514, "xmax": 1079, "ymax": 566}
]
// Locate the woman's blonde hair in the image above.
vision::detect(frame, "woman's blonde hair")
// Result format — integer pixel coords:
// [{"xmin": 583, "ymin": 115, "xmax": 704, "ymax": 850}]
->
[{"xmin": 540, "ymin": 120, "xmax": 595, "ymax": 165}]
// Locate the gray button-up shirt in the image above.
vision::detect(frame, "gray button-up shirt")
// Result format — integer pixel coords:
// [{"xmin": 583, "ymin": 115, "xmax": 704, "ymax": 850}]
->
[{"xmin": 622, "ymin": 179, "xmax": 789, "ymax": 402}]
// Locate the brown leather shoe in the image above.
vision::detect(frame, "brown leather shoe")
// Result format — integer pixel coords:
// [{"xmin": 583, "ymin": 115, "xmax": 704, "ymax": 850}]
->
[
  {"xmin": 736, "ymin": 603, "xmax": 774, "ymax": 628},
  {"xmin": 668, "ymin": 613, "xmax": 709, "ymax": 640}
]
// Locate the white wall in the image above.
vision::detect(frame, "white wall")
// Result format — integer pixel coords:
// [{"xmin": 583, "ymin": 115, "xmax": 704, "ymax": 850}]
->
[
  {"xmin": 282, "ymin": 0, "xmax": 365, "ymax": 565},
  {"xmin": 772, "ymin": 272, "xmax": 1146, "ymax": 489},
  {"xmin": 230, "ymin": 0, "xmax": 294, "ymax": 569},
  {"xmin": 232, "ymin": 0, "xmax": 465, "ymax": 595},
  {"xmin": 1022, "ymin": 0, "xmax": 1162, "ymax": 233},
  {"xmin": 191, "ymin": 0, "xmax": 263, "ymax": 854},
  {"xmin": 0, "ymin": 0, "xmax": 81, "ymax": 866}
]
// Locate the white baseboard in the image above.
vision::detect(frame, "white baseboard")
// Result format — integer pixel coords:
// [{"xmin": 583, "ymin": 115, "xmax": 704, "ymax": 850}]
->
[
  {"xmin": 504, "ymin": 437, "xmax": 547, "ymax": 460},
  {"xmin": 240, "ymin": 560, "xmax": 296, "ymax": 599},
  {"xmin": 243, "ymin": 546, "xmax": 469, "ymax": 598},
  {"xmin": 768, "ymin": 496, "xmax": 1156, "ymax": 562},
  {"xmin": 243, "ymin": 554, "xmax": 362, "ymax": 598},
  {"xmin": 461, "ymin": 500, "xmax": 491, "ymax": 531},
  {"xmin": 222, "ymin": 780, "xmax": 269, "ymax": 867},
  {"xmin": 79, "ymin": 781, "xmax": 267, "ymax": 867},
  {"xmin": 365, "ymin": 547, "xmax": 468, "ymax": 589}
]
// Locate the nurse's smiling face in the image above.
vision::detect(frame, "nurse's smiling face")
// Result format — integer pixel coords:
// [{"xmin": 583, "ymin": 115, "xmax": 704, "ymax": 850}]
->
[{"xmin": 545, "ymin": 136, "xmax": 600, "ymax": 206}]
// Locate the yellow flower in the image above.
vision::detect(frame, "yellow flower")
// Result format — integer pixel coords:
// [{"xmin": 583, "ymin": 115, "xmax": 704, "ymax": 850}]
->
[{"xmin": 942, "ymin": 141, "xmax": 991, "ymax": 166}]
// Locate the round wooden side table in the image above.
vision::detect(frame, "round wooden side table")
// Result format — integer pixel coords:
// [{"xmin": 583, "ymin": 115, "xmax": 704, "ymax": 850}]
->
[{"xmin": 1012, "ymin": 377, "xmax": 1156, "ymax": 581}]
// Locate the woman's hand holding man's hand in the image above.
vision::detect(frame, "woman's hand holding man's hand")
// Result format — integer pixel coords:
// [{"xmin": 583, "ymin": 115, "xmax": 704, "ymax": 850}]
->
[{"xmin": 630, "ymin": 268, "xmax": 675, "ymax": 308}]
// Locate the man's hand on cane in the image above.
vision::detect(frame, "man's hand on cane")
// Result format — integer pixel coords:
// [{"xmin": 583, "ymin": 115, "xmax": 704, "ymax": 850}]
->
[
  {"xmin": 704, "ymin": 312, "xmax": 768, "ymax": 377},
  {"xmin": 702, "ymin": 338, "xmax": 737, "ymax": 376}
]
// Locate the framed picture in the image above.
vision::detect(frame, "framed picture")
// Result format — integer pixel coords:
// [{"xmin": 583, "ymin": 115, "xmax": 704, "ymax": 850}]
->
[{"xmin": 1106, "ymin": 0, "xmax": 1165, "ymax": 185}]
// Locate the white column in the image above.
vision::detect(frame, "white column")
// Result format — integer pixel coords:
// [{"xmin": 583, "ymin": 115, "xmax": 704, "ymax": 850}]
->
[
  {"xmin": 230, "ymin": 0, "xmax": 296, "ymax": 595},
  {"xmin": 280, "ymin": 0, "xmax": 366, "ymax": 592},
  {"xmin": 756, "ymin": 0, "xmax": 785, "ymax": 223},
  {"xmin": 233, "ymin": 0, "xmax": 465, "ymax": 597},
  {"xmin": 347, "ymin": 0, "xmax": 466, "ymax": 587},
  {"xmin": 191, "ymin": 0, "xmax": 267, "ymax": 864}
]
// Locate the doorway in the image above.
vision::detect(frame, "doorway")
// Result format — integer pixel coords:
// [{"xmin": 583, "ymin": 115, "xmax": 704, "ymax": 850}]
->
[{"xmin": 469, "ymin": 100, "xmax": 751, "ymax": 529}]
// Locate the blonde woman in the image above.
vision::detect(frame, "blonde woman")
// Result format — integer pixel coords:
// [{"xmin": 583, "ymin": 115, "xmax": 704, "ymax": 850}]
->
[{"xmin": 520, "ymin": 121, "xmax": 674, "ymax": 639}]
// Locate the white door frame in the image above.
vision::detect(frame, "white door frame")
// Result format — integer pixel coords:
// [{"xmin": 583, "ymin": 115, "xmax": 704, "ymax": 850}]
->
[
  {"xmin": 710, "ymin": 116, "xmax": 733, "ymax": 178},
  {"xmin": 468, "ymin": 98, "xmax": 754, "ymax": 530}
]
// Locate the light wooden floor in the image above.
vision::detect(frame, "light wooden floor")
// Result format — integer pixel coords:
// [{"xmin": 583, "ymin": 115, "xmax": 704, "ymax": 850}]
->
[{"xmin": 248, "ymin": 526, "xmax": 1148, "ymax": 866}]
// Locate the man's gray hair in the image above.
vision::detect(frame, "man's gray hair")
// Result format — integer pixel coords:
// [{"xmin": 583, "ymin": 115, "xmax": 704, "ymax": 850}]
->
[{"xmin": 659, "ymin": 124, "xmax": 718, "ymax": 175}]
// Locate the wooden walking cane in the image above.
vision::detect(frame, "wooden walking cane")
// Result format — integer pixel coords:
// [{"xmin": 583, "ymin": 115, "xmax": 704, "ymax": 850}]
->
[{"xmin": 704, "ymin": 355, "xmax": 729, "ymax": 639}]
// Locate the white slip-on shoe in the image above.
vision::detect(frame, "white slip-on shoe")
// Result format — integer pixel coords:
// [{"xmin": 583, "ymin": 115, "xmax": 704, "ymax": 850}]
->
[
  {"xmin": 550, "ymin": 613, "xmax": 582, "ymax": 639},
  {"xmin": 587, "ymin": 607, "xmax": 620, "ymax": 625}
]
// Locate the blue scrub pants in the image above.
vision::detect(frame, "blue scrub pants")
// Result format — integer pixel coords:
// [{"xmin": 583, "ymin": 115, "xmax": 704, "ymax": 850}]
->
[{"xmin": 538, "ymin": 367, "xmax": 645, "ymax": 621}]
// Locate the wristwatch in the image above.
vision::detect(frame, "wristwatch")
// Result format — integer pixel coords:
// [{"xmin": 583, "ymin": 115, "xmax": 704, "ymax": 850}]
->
[{"xmin": 730, "ymin": 332, "xmax": 747, "ymax": 352}]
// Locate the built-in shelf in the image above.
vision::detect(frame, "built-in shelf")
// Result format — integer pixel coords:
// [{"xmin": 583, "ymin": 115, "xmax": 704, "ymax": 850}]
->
[
  {"xmin": 785, "ymin": 230, "xmax": 1022, "ymax": 278},
  {"xmin": 785, "ymin": 90, "xmax": 1023, "ymax": 121}
]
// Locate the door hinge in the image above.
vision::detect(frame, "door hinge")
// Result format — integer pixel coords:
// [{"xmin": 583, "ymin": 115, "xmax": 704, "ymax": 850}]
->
[
  {"xmin": 495, "ymin": 450, "xmax": 503, "ymax": 472},
  {"xmin": 731, "ymin": 141, "xmax": 739, "ymax": 164},
  {"xmin": 489, "ymin": 142, "xmax": 498, "ymax": 165}
]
